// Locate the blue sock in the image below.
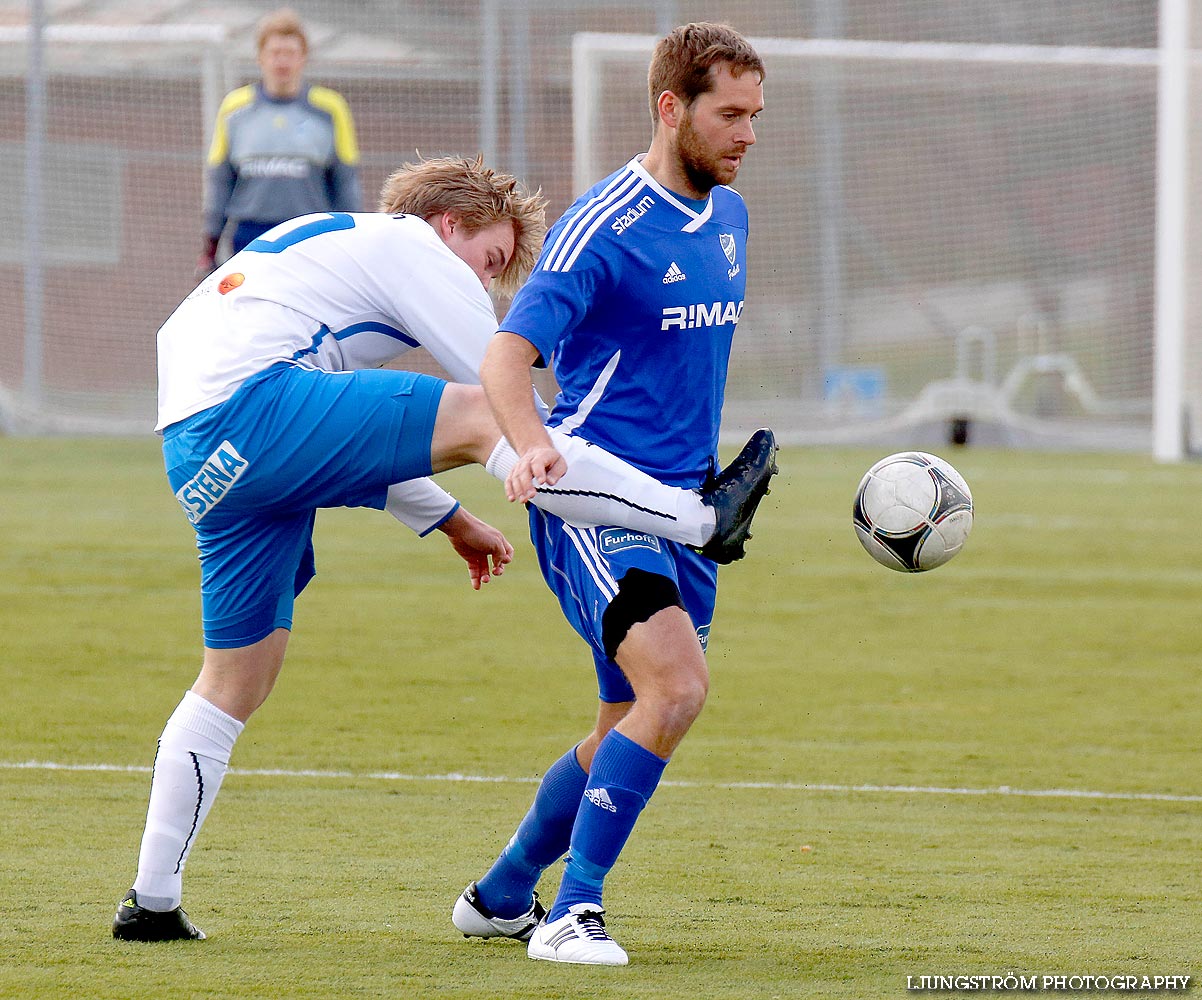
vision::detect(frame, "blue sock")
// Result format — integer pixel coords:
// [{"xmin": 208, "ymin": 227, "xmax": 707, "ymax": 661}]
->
[
  {"xmin": 548, "ymin": 730, "xmax": 668, "ymax": 922},
  {"xmin": 475, "ymin": 746, "xmax": 588, "ymax": 918}
]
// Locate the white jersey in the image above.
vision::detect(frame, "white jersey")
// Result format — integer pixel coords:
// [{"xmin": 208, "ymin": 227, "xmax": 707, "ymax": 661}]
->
[{"xmin": 156, "ymin": 212, "xmax": 498, "ymax": 431}]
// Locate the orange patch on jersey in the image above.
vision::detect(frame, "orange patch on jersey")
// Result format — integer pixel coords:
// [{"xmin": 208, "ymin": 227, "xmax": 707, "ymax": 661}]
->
[{"xmin": 218, "ymin": 272, "xmax": 245, "ymax": 295}]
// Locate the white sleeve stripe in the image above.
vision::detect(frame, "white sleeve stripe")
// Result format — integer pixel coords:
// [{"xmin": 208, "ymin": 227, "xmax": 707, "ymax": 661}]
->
[
  {"xmin": 557, "ymin": 182, "xmax": 647, "ymax": 273},
  {"xmin": 543, "ymin": 167, "xmax": 635, "ymax": 270},
  {"xmin": 544, "ymin": 170, "xmax": 643, "ymax": 273}
]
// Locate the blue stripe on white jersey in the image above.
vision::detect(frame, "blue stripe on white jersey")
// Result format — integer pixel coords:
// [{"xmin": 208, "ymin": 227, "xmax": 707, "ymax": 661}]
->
[
  {"xmin": 291, "ymin": 320, "xmax": 421, "ymax": 362},
  {"xmin": 157, "ymin": 213, "xmax": 499, "ymax": 430}
]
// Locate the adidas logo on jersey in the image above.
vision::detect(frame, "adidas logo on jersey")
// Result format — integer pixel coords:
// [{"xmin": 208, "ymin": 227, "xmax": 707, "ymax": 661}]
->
[
  {"xmin": 584, "ymin": 787, "xmax": 617, "ymax": 813},
  {"xmin": 662, "ymin": 262, "xmax": 686, "ymax": 284}
]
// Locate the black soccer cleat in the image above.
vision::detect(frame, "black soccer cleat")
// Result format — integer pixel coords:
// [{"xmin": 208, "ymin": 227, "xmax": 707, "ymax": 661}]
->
[
  {"xmin": 112, "ymin": 889, "xmax": 206, "ymax": 942},
  {"xmin": 694, "ymin": 427, "xmax": 779, "ymax": 565}
]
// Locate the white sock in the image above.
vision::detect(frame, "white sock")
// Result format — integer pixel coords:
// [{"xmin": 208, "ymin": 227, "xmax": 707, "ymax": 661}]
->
[
  {"xmin": 132, "ymin": 691, "xmax": 243, "ymax": 910},
  {"xmin": 486, "ymin": 433, "xmax": 716, "ymax": 546}
]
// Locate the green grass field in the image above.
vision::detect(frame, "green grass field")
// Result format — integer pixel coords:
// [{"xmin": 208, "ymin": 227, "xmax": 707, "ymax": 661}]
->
[{"xmin": 2, "ymin": 437, "xmax": 1200, "ymax": 999}]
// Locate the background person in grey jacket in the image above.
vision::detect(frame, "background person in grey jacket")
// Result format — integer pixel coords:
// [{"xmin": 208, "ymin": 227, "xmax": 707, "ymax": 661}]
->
[{"xmin": 198, "ymin": 7, "xmax": 362, "ymax": 277}]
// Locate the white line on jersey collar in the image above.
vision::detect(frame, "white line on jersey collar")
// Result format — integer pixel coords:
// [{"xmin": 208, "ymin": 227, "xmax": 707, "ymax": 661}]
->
[{"xmin": 627, "ymin": 154, "xmax": 714, "ymax": 233}]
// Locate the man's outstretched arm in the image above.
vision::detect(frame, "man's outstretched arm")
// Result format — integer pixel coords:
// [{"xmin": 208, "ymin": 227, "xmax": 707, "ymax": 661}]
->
[{"xmin": 480, "ymin": 331, "xmax": 565, "ymax": 503}]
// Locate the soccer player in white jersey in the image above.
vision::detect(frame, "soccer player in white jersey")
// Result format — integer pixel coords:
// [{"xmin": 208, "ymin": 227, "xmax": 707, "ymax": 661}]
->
[
  {"xmin": 112, "ymin": 154, "xmax": 774, "ymax": 943},
  {"xmin": 452, "ymin": 24, "xmax": 774, "ymax": 965}
]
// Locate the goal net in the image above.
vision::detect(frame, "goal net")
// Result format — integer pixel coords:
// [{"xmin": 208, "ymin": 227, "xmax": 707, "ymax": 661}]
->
[
  {"xmin": 2, "ymin": 3, "xmax": 1197, "ymax": 455},
  {"xmin": 576, "ymin": 32, "xmax": 1178, "ymax": 451},
  {"xmin": 0, "ymin": 25, "xmax": 227, "ymax": 434},
  {"xmin": 0, "ymin": 19, "xmax": 490, "ymax": 434}
]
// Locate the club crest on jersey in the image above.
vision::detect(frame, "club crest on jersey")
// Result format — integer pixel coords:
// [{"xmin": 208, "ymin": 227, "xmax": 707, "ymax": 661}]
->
[
  {"xmin": 661, "ymin": 300, "xmax": 743, "ymax": 331},
  {"xmin": 598, "ymin": 528, "xmax": 661, "ymax": 554},
  {"xmin": 719, "ymin": 233, "xmax": 740, "ymax": 279},
  {"xmin": 611, "ymin": 195, "xmax": 655, "ymax": 234}
]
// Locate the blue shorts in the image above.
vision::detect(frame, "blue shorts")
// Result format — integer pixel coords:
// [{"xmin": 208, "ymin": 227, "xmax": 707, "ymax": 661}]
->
[
  {"xmin": 528, "ymin": 506, "xmax": 718, "ymax": 703},
  {"xmin": 162, "ymin": 363, "xmax": 447, "ymax": 649}
]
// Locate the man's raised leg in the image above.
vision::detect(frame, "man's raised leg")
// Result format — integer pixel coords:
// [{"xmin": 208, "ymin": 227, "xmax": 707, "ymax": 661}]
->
[{"xmin": 430, "ymin": 384, "xmax": 778, "ymax": 558}]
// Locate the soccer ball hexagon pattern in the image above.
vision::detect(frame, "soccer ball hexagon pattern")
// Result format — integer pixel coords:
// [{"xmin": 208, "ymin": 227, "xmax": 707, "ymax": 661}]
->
[{"xmin": 853, "ymin": 451, "xmax": 973, "ymax": 572}]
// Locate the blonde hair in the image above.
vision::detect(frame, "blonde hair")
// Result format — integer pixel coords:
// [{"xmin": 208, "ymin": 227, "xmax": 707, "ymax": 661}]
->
[
  {"xmin": 256, "ymin": 8, "xmax": 308, "ymax": 54},
  {"xmin": 378, "ymin": 154, "xmax": 547, "ymax": 296},
  {"xmin": 648, "ymin": 22, "xmax": 764, "ymax": 128}
]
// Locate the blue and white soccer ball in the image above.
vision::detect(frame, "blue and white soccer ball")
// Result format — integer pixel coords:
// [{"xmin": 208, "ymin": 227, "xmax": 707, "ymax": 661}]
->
[{"xmin": 852, "ymin": 451, "xmax": 973, "ymax": 572}]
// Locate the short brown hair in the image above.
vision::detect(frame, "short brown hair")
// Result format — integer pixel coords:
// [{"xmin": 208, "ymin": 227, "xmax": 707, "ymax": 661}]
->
[
  {"xmin": 377, "ymin": 154, "xmax": 548, "ymax": 297},
  {"xmin": 647, "ymin": 22, "xmax": 764, "ymax": 127},
  {"xmin": 256, "ymin": 8, "xmax": 308, "ymax": 54}
]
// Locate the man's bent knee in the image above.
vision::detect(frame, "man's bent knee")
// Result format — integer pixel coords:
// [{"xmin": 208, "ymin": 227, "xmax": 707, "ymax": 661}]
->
[
  {"xmin": 430, "ymin": 383, "xmax": 501, "ymax": 471},
  {"xmin": 615, "ymin": 630, "xmax": 708, "ymax": 755},
  {"xmin": 604, "ymin": 572, "xmax": 709, "ymax": 750},
  {"xmin": 649, "ymin": 671, "xmax": 708, "ymax": 730}
]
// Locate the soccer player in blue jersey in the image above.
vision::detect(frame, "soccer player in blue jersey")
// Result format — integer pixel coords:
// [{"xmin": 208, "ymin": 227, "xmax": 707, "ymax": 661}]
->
[{"xmin": 452, "ymin": 23, "xmax": 775, "ymax": 965}]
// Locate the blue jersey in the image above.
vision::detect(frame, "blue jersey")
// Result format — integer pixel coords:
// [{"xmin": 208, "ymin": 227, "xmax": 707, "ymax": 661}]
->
[{"xmin": 500, "ymin": 155, "xmax": 749, "ymax": 488}]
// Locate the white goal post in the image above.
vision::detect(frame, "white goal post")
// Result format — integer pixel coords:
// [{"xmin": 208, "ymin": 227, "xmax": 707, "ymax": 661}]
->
[
  {"xmin": 1153, "ymin": 0, "xmax": 1191, "ymax": 462},
  {"xmin": 573, "ymin": 28, "xmax": 1198, "ymax": 457}
]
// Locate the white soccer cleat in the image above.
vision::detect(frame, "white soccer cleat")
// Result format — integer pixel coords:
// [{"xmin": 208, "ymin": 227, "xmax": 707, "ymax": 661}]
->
[
  {"xmin": 452, "ymin": 882, "xmax": 545, "ymax": 941},
  {"xmin": 526, "ymin": 904, "xmax": 629, "ymax": 965}
]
